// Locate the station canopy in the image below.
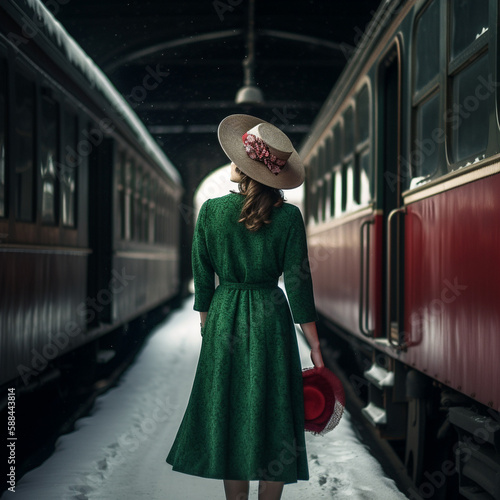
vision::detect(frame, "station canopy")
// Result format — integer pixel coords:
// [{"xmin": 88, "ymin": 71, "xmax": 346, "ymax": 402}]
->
[{"xmin": 47, "ymin": 0, "xmax": 378, "ymax": 187}]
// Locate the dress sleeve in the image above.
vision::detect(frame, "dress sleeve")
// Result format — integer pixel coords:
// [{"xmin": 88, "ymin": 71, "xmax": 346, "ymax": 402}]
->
[
  {"xmin": 192, "ymin": 200, "xmax": 215, "ymax": 311},
  {"xmin": 283, "ymin": 207, "xmax": 319, "ymax": 324}
]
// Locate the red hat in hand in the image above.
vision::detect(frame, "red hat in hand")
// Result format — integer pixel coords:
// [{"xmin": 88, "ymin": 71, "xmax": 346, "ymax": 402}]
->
[{"xmin": 302, "ymin": 366, "xmax": 345, "ymax": 435}]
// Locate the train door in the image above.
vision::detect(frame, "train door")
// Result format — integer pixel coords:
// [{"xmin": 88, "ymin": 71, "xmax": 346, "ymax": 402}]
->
[
  {"xmin": 360, "ymin": 36, "xmax": 409, "ymax": 448},
  {"xmin": 378, "ymin": 41, "xmax": 405, "ymax": 348},
  {"xmin": 87, "ymin": 132, "xmax": 114, "ymax": 326}
]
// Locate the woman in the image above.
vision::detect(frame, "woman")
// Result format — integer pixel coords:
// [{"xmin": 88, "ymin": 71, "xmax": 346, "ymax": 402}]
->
[{"xmin": 166, "ymin": 114, "xmax": 324, "ymax": 500}]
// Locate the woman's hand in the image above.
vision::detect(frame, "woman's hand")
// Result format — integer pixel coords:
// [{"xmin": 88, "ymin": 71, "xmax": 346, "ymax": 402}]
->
[
  {"xmin": 310, "ymin": 346, "xmax": 324, "ymax": 368},
  {"xmin": 301, "ymin": 321, "xmax": 324, "ymax": 368}
]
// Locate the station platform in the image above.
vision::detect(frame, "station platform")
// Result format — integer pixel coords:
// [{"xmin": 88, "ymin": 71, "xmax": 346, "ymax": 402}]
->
[{"xmin": 5, "ymin": 295, "xmax": 407, "ymax": 500}]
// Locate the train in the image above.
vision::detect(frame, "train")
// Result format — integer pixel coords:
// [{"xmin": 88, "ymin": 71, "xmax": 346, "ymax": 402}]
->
[
  {"xmin": 0, "ymin": 0, "xmax": 183, "ymax": 422},
  {"xmin": 300, "ymin": 0, "xmax": 500, "ymax": 499}
]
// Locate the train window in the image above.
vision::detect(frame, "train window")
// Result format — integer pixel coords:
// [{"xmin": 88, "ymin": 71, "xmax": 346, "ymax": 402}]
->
[
  {"xmin": 160, "ymin": 191, "xmax": 165, "ymax": 244},
  {"xmin": 305, "ymin": 166, "xmax": 312, "ymax": 224},
  {"xmin": 304, "ymin": 171, "xmax": 310, "ymax": 224},
  {"xmin": 119, "ymin": 152, "xmax": 126, "ymax": 239},
  {"xmin": 450, "ymin": 54, "xmax": 489, "ymax": 163},
  {"xmin": 14, "ymin": 72, "xmax": 35, "ymax": 222},
  {"xmin": 308, "ymin": 157, "xmax": 315, "ymax": 224},
  {"xmin": 414, "ymin": 0, "xmax": 440, "ymax": 93},
  {"xmin": 321, "ymin": 181, "xmax": 328, "ymax": 222},
  {"xmin": 135, "ymin": 166, "xmax": 142, "ymax": 241},
  {"xmin": 334, "ymin": 168, "xmax": 342, "ymax": 216},
  {"xmin": 450, "ymin": 0, "xmax": 489, "ymax": 61},
  {"xmin": 316, "ymin": 184, "xmax": 322, "ymax": 223},
  {"xmin": 311, "ymin": 156, "xmax": 319, "ymax": 224},
  {"xmin": 325, "ymin": 136, "xmax": 333, "ymax": 178},
  {"xmin": 343, "ymin": 106, "xmax": 354, "ymax": 157},
  {"xmin": 360, "ymin": 150, "xmax": 371, "ymax": 205},
  {"xmin": 154, "ymin": 187, "xmax": 159, "ymax": 243},
  {"xmin": 329, "ymin": 171, "xmax": 335, "ymax": 218},
  {"xmin": 0, "ymin": 58, "xmax": 6, "ymax": 218},
  {"xmin": 163, "ymin": 194, "xmax": 167, "ymax": 244},
  {"xmin": 114, "ymin": 155, "xmax": 121, "ymax": 238},
  {"xmin": 332, "ymin": 122, "xmax": 342, "ymax": 167},
  {"xmin": 40, "ymin": 92, "xmax": 59, "ymax": 225},
  {"xmin": 352, "ymin": 160, "xmax": 361, "ymax": 206},
  {"xmin": 343, "ymin": 106, "xmax": 356, "ymax": 213},
  {"xmin": 62, "ymin": 112, "xmax": 77, "ymax": 227},
  {"xmin": 115, "ymin": 150, "xmax": 124, "ymax": 239},
  {"xmin": 125, "ymin": 157, "xmax": 133, "ymax": 240},
  {"xmin": 345, "ymin": 163, "xmax": 358, "ymax": 211},
  {"xmin": 318, "ymin": 146, "xmax": 326, "ymax": 222},
  {"xmin": 341, "ymin": 163, "xmax": 348, "ymax": 212},
  {"xmin": 316, "ymin": 172, "xmax": 322, "ymax": 222},
  {"xmin": 166, "ymin": 194, "xmax": 172, "ymax": 244},
  {"xmin": 149, "ymin": 177, "xmax": 156, "ymax": 243},
  {"xmin": 170, "ymin": 194, "xmax": 174, "ymax": 244},
  {"xmin": 156, "ymin": 186, "xmax": 164, "ymax": 243},
  {"xmin": 414, "ymin": 93, "xmax": 440, "ymax": 180},
  {"xmin": 357, "ymin": 85, "xmax": 370, "ymax": 144},
  {"xmin": 316, "ymin": 146, "xmax": 323, "ymax": 189},
  {"xmin": 325, "ymin": 136, "xmax": 333, "ymax": 219},
  {"xmin": 155, "ymin": 184, "xmax": 161, "ymax": 244},
  {"xmin": 310, "ymin": 157, "xmax": 317, "ymax": 224},
  {"xmin": 155, "ymin": 185, "xmax": 161, "ymax": 243},
  {"xmin": 170, "ymin": 195, "xmax": 175, "ymax": 244},
  {"xmin": 142, "ymin": 173, "xmax": 149, "ymax": 242},
  {"xmin": 311, "ymin": 185, "xmax": 317, "ymax": 225},
  {"xmin": 356, "ymin": 84, "xmax": 371, "ymax": 205},
  {"xmin": 166, "ymin": 191, "xmax": 170, "ymax": 243}
]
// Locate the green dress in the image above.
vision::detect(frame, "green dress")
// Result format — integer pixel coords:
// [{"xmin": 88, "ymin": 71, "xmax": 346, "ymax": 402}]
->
[{"xmin": 166, "ymin": 192, "xmax": 318, "ymax": 484}]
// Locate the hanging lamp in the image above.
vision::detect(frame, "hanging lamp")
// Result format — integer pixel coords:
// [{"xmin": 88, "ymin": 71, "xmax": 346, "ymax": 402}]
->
[{"xmin": 235, "ymin": 0, "xmax": 264, "ymax": 104}]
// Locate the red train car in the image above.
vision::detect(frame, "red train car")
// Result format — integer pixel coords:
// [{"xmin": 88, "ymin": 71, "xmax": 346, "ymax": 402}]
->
[{"xmin": 300, "ymin": 1, "xmax": 500, "ymax": 498}]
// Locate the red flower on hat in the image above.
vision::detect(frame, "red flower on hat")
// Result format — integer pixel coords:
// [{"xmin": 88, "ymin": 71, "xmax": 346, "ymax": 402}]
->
[{"xmin": 242, "ymin": 133, "xmax": 287, "ymax": 175}]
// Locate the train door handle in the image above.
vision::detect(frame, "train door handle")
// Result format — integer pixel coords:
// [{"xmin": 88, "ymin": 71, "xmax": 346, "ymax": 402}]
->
[
  {"xmin": 386, "ymin": 206, "xmax": 406, "ymax": 349},
  {"xmin": 359, "ymin": 218, "xmax": 375, "ymax": 337}
]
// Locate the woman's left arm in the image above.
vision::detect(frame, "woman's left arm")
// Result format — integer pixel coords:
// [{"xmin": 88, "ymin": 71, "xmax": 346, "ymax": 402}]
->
[{"xmin": 192, "ymin": 201, "xmax": 215, "ymax": 312}]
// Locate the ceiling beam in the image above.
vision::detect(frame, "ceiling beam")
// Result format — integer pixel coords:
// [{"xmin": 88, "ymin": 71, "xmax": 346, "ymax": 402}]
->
[
  {"xmin": 104, "ymin": 29, "xmax": 353, "ymax": 74},
  {"xmin": 260, "ymin": 29, "xmax": 352, "ymax": 53},
  {"xmin": 148, "ymin": 124, "xmax": 311, "ymax": 134},
  {"xmin": 104, "ymin": 29, "xmax": 243, "ymax": 73},
  {"xmin": 133, "ymin": 100, "xmax": 323, "ymax": 111},
  {"xmin": 115, "ymin": 58, "xmax": 345, "ymax": 68}
]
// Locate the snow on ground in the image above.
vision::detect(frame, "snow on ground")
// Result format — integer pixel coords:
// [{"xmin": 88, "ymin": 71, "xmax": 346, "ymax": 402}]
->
[{"xmin": 4, "ymin": 295, "xmax": 408, "ymax": 500}]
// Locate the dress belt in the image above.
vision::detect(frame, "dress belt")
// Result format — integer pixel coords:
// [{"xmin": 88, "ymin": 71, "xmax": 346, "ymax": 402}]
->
[{"xmin": 218, "ymin": 280, "xmax": 278, "ymax": 290}]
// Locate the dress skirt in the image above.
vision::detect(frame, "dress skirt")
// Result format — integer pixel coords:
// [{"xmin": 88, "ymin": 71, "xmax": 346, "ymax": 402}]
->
[{"xmin": 166, "ymin": 281, "xmax": 309, "ymax": 484}]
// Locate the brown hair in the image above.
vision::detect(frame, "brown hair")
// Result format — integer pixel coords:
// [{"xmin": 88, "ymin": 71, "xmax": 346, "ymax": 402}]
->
[{"xmin": 231, "ymin": 168, "xmax": 284, "ymax": 231}]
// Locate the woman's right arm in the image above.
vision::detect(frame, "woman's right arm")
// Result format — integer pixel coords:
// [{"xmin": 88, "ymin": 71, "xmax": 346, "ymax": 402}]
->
[
  {"xmin": 282, "ymin": 206, "xmax": 323, "ymax": 366},
  {"xmin": 300, "ymin": 321, "xmax": 324, "ymax": 368}
]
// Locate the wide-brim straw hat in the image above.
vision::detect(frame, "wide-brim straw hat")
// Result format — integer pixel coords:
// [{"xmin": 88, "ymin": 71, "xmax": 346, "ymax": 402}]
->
[
  {"xmin": 218, "ymin": 114, "xmax": 305, "ymax": 189},
  {"xmin": 302, "ymin": 366, "xmax": 345, "ymax": 435}
]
